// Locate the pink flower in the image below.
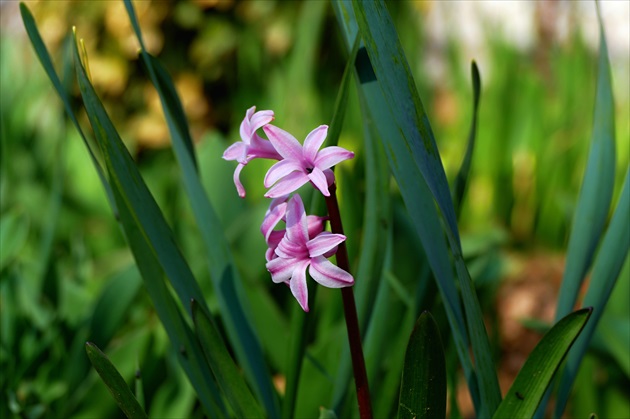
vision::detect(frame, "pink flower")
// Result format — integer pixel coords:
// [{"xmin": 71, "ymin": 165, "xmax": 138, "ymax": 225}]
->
[
  {"xmin": 261, "ymin": 195, "xmax": 327, "ymax": 262},
  {"xmin": 266, "ymin": 195, "xmax": 354, "ymax": 311},
  {"xmin": 223, "ymin": 106, "xmax": 281, "ymax": 197},
  {"xmin": 263, "ymin": 124, "xmax": 354, "ymax": 198}
]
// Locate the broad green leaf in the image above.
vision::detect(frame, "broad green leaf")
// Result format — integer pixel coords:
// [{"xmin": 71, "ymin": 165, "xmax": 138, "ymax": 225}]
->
[
  {"xmin": 122, "ymin": 2, "xmax": 278, "ymax": 413},
  {"xmin": 85, "ymin": 342, "xmax": 148, "ymax": 419},
  {"xmin": 353, "ymin": 2, "xmax": 501, "ymax": 415},
  {"xmin": 191, "ymin": 298, "xmax": 265, "ymax": 419},
  {"xmin": 554, "ymin": 2, "xmax": 616, "ymax": 322},
  {"xmin": 453, "ymin": 61, "xmax": 481, "ymax": 219},
  {"xmin": 19, "ymin": 3, "xmax": 115, "ymax": 214},
  {"xmin": 539, "ymin": 9, "xmax": 619, "ymax": 416},
  {"xmin": 111, "ymin": 180, "xmax": 225, "ymax": 416},
  {"xmin": 554, "ymin": 169, "xmax": 629, "ymax": 416},
  {"xmin": 398, "ymin": 312, "xmax": 446, "ymax": 419},
  {"xmin": 71, "ymin": 31, "xmax": 225, "ymax": 416},
  {"xmin": 352, "ymin": 2, "xmax": 460, "ymax": 250},
  {"xmin": 333, "ymin": 1, "xmax": 486, "ymax": 414},
  {"xmin": 493, "ymin": 308, "xmax": 592, "ymax": 419}
]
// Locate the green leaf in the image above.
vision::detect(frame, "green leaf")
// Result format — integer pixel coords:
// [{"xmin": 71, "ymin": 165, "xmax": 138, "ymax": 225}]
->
[
  {"xmin": 0, "ymin": 209, "xmax": 29, "ymax": 271},
  {"xmin": 554, "ymin": 169, "xmax": 630, "ymax": 416},
  {"xmin": 85, "ymin": 342, "xmax": 148, "ymax": 419},
  {"xmin": 554, "ymin": 2, "xmax": 616, "ymax": 322},
  {"xmin": 19, "ymin": 3, "xmax": 116, "ymax": 214},
  {"xmin": 398, "ymin": 312, "xmax": 446, "ymax": 419},
  {"xmin": 111, "ymin": 179, "xmax": 225, "ymax": 416},
  {"xmin": 71, "ymin": 30, "xmax": 225, "ymax": 416},
  {"xmin": 122, "ymin": 2, "xmax": 278, "ymax": 413},
  {"xmin": 334, "ymin": 1, "xmax": 498, "ymax": 414},
  {"xmin": 352, "ymin": 1, "xmax": 460, "ymax": 249},
  {"xmin": 453, "ymin": 61, "xmax": 481, "ymax": 219},
  {"xmin": 493, "ymin": 308, "xmax": 592, "ymax": 419},
  {"xmin": 191, "ymin": 298, "xmax": 265, "ymax": 419}
]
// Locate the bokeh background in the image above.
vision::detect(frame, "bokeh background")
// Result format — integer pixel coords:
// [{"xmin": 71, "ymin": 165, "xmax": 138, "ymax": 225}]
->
[{"xmin": 1, "ymin": 1, "xmax": 628, "ymax": 417}]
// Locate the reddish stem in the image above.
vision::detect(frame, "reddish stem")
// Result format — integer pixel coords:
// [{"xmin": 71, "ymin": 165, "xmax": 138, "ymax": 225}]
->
[{"xmin": 325, "ymin": 183, "xmax": 373, "ymax": 419}]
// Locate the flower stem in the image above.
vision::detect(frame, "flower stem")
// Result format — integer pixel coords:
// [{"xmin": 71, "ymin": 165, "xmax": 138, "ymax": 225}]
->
[{"xmin": 325, "ymin": 183, "xmax": 373, "ymax": 419}]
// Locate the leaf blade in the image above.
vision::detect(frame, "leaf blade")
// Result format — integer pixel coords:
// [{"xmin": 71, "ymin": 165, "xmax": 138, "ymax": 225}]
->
[
  {"xmin": 493, "ymin": 308, "xmax": 592, "ymax": 419},
  {"xmin": 191, "ymin": 298, "xmax": 265, "ymax": 419},
  {"xmin": 85, "ymin": 342, "xmax": 148, "ymax": 419},
  {"xmin": 398, "ymin": 312, "xmax": 447, "ymax": 419}
]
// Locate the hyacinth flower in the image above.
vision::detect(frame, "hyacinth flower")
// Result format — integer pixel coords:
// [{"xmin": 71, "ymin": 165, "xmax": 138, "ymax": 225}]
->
[
  {"xmin": 265, "ymin": 194, "xmax": 354, "ymax": 311},
  {"xmin": 260, "ymin": 195, "xmax": 327, "ymax": 262},
  {"xmin": 263, "ymin": 124, "xmax": 354, "ymax": 198},
  {"xmin": 222, "ymin": 106, "xmax": 281, "ymax": 197}
]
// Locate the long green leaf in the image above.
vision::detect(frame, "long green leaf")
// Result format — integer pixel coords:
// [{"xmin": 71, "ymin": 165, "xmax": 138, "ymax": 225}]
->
[
  {"xmin": 333, "ymin": 1, "xmax": 489, "ymax": 414},
  {"xmin": 122, "ymin": 2, "xmax": 278, "ymax": 413},
  {"xmin": 191, "ymin": 299, "xmax": 265, "ymax": 419},
  {"xmin": 353, "ymin": 2, "xmax": 502, "ymax": 415},
  {"xmin": 554, "ymin": 2, "xmax": 616, "ymax": 322},
  {"xmin": 398, "ymin": 312, "xmax": 446, "ymax": 419},
  {"xmin": 111, "ymin": 182, "xmax": 225, "ymax": 416},
  {"xmin": 453, "ymin": 61, "xmax": 481, "ymax": 219},
  {"xmin": 352, "ymin": 2, "xmax": 460, "ymax": 249},
  {"xmin": 71, "ymin": 30, "xmax": 225, "ymax": 416},
  {"xmin": 19, "ymin": 3, "xmax": 116, "ymax": 215},
  {"xmin": 554, "ymin": 169, "xmax": 630, "ymax": 416},
  {"xmin": 85, "ymin": 342, "xmax": 148, "ymax": 419},
  {"xmin": 493, "ymin": 308, "xmax": 592, "ymax": 419}
]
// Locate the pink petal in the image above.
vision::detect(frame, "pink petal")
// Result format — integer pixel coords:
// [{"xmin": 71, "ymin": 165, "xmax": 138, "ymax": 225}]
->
[
  {"xmin": 289, "ymin": 260, "xmax": 311, "ymax": 312},
  {"xmin": 265, "ymin": 247, "xmax": 276, "ymax": 262},
  {"xmin": 233, "ymin": 163, "xmax": 246, "ymax": 198},
  {"xmin": 307, "ymin": 232, "xmax": 346, "ymax": 257},
  {"xmin": 264, "ymin": 159, "xmax": 304, "ymax": 188},
  {"xmin": 266, "ymin": 256, "xmax": 295, "ymax": 283},
  {"xmin": 263, "ymin": 124, "xmax": 304, "ymax": 161},
  {"xmin": 267, "ymin": 230, "xmax": 285, "ymax": 248},
  {"xmin": 239, "ymin": 106, "xmax": 256, "ymax": 142},
  {"xmin": 261, "ymin": 201, "xmax": 287, "ymax": 243},
  {"xmin": 285, "ymin": 195, "xmax": 309, "ymax": 244},
  {"xmin": 223, "ymin": 141, "xmax": 247, "ymax": 162},
  {"xmin": 303, "ymin": 125, "xmax": 328, "ymax": 162},
  {"xmin": 249, "ymin": 110, "xmax": 274, "ymax": 132},
  {"xmin": 264, "ymin": 172, "xmax": 310, "ymax": 198},
  {"xmin": 323, "ymin": 169, "xmax": 335, "ymax": 187},
  {"xmin": 308, "ymin": 167, "xmax": 330, "ymax": 196},
  {"xmin": 309, "ymin": 257, "xmax": 354, "ymax": 287},
  {"xmin": 314, "ymin": 146, "xmax": 355, "ymax": 170},
  {"xmin": 249, "ymin": 134, "xmax": 282, "ymax": 160},
  {"xmin": 276, "ymin": 239, "xmax": 307, "ymax": 259},
  {"xmin": 306, "ymin": 215, "xmax": 326, "ymax": 239}
]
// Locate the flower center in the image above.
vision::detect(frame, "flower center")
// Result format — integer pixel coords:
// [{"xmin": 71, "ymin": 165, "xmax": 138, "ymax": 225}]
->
[{"xmin": 305, "ymin": 167, "xmax": 313, "ymax": 174}]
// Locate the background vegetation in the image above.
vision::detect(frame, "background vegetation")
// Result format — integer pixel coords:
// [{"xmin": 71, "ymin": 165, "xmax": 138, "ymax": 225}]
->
[{"xmin": 1, "ymin": 1, "xmax": 628, "ymax": 418}]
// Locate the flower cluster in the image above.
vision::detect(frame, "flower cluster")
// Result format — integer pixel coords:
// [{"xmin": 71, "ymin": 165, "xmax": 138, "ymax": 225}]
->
[{"xmin": 223, "ymin": 106, "xmax": 355, "ymax": 311}]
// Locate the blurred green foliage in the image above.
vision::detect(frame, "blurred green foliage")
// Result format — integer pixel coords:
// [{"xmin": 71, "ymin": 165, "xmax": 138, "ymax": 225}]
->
[{"xmin": 1, "ymin": 1, "xmax": 628, "ymax": 418}]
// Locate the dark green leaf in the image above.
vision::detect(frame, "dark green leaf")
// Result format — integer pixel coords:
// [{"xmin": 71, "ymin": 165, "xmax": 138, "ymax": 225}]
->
[
  {"xmin": 453, "ymin": 61, "xmax": 481, "ymax": 219},
  {"xmin": 398, "ymin": 312, "xmax": 446, "ymax": 419},
  {"xmin": 191, "ymin": 298, "xmax": 265, "ymax": 419},
  {"xmin": 554, "ymin": 169, "xmax": 629, "ymax": 416},
  {"xmin": 493, "ymin": 308, "xmax": 592, "ymax": 419},
  {"xmin": 72, "ymin": 30, "xmax": 225, "ymax": 415},
  {"xmin": 333, "ymin": 1, "xmax": 491, "ymax": 414},
  {"xmin": 19, "ymin": 3, "xmax": 116, "ymax": 214},
  {"xmin": 85, "ymin": 342, "xmax": 148, "ymax": 419},
  {"xmin": 554, "ymin": 1, "xmax": 616, "ymax": 322},
  {"xmin": 122, "ymin": 2, "xmax": 278, "ymax": 413}
]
